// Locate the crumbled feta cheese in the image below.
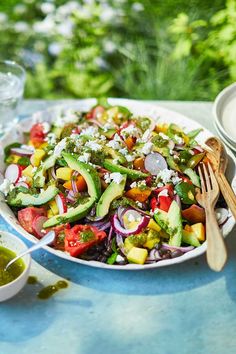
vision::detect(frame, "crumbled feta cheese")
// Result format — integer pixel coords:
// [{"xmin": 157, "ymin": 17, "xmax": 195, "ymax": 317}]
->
[
  {"xmin": 156, "ymin": 168, "xmax": 181, "ymax": 185},
  {"xmin": 158, "ymin": 189, "xmax": 169, "ymax": 197},
  {"xmin": 136, "ymin": 201, "xmax": 143, "ymax": 208},
  {"xmin": 159, "ymin": 132, "xmax": 169, "ymax": 140},
  {"xmin": 107, "ymin": 140, "xmax": 121, "ymax": 150},
  {"xmin": 0, "ymin": 179, "xmax": 13, "ymax": 196},
  {"xmin": 137, "ymin": 180, "xmax": 146, "ymax": 188},
  {"xmin": 127, "ymin": 214, "xmax": 135, "ymax": 222},
  {"xmin": 141, "ymin": 142, "xmax": 153, "ymax": 155},
  {"xmin": 78, "ymin": 152, "xmax": 91, "ymax": 163},
  {"xmin": 126, "ymin": 154, "xmax": 135, "ymax": 162},
  {"xmin": 100, "ymin": 135, "xmax": 106, "ymax": 141},
  {"xmin": 112, "ymin": 158, "xmax": 119, "ymax": 164},
  {"xmin": 116, "ymin": 254, "xmax": 125, "ymax": 263},
  {"xmin": 103, "ymin": 123, "xmax": 113, "ymax": 132},
  {"xmin": 45, "ymin": 132, "xmax": 57, "ymax": 145},
  {"xmin": 174, "ymin": 134, "xmax": 183, "ymax": 144},
  {"xmin": 113, "ymin": 133, "xmax": 123, "ymax": 142},
  {"xmin": 140, "ymin": 129, "xmax": 151, "ymax": 142},
  {"xmin": 104, "ymin": 173, "xmax": 111, "ymax": 184},
  {"xmin": 53, "ymin": 138, "xmax": 67, "ymax": 157},
  {"xmin": 119, "ymin": 148, "xmax": 128, "ymax": 156},
  {"xmin": 110, "ymin": 172, "xmax": 124, "ymax": 184},
  {"xmin": 130, "ymin": 181, "xmax": 137, "ymax": 188},
  {"xmin": 54, "ymin": 109, "xmax": 79, "ymax": 127},
  {"xmin": 85, "ymin": 141, "xmax": 102, "ymax": 152},
  {"xmin": 42, "ymin": 122, "xmax": 50, "ymax": 134},
  {"xmin": 120, "ymin": 125, "xmax": 139, "ymax": 138},
  {"xmin": 80, "ymin": 126, "xmax": 98, "ymax": 137}
]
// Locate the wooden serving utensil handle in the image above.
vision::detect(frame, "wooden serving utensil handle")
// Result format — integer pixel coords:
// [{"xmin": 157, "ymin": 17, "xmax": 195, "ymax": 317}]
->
[
  {"xmin": 206, "ymin": 205, "xmax": 227, "ymax": 272},
  {"xmin": 217, "ymin": 173, "xmax": 236, "ymax": 220}
]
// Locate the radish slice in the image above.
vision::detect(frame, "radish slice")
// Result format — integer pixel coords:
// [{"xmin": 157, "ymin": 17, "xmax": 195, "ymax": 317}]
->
[
  {"xmin": 55, "ymin": 193, "xmax": 67, "ymax": 214},
  {"xmin": 122, "ymin": 209, "xmax": 143, "ymax": 230},
  {"xmin": 161, "ymin": 243, "xmax": 194, "ymax": 253},
  {"xmin": 15, "ymin": 181, "xmax": 29, "ymax": 189},
  {"xmin": 144, "ymin": 153, "xmax": 167, "ymax": 175},
  {"xmin": 111, "ymin": 214, "xmax": 149, "ymax": 236},
  {"xmin": 215, "ymin": 208, "xmax": 229, "ymax": 226},
  {"xmin": 11, "ymin": 147, "xmax": 34, "ymax": 156},
  {"xmin": 32, "ymin": 215, "xmax": 48, "ymax": 239},
  {"xmin": 5, "ymin": 164, "xmax": 21, "ymax": 183}
]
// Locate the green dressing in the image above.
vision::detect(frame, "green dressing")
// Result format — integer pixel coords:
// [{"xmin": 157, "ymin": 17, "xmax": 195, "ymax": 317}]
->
[{"xmin": 0, "ymin": 246, "xmax": 25, "ymax": 286}]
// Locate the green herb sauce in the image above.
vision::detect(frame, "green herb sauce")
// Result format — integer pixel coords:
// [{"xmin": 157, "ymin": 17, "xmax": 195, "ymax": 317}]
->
[
  {"xmin": 0, "ymin": 246, "xmax": 25, "ymax": 286},
  {"xmin": 37, "ymin": 280, "xmax": 68, "ymax": 300}
]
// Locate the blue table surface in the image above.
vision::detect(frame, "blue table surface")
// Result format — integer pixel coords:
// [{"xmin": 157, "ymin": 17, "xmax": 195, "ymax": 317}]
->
[{"xmin": 1, "ymin": 100, "xmax": 236, "ymax": 354}]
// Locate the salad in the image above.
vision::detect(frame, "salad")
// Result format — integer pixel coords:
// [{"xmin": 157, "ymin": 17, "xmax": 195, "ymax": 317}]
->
[{"xmin": 0, "ymin": 102, "xmax": 227, "ymax": 266}]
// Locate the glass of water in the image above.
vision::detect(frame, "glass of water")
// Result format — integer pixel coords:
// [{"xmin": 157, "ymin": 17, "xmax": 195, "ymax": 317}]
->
[{"xmin": 0, "ymin": 60, "xmax": 25, "ymax": 127}]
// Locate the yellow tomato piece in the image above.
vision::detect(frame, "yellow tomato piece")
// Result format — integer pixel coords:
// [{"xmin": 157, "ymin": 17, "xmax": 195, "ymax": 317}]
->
[
  {"xmin": 22, "ymin": 165, "xmax": 34, "ymax": 178},
  {"xmin": 48, "ymin": 200, "xmax": 59, "ymax": 216},
  {"xmin": 191, "ymin": 223, "xmax": 205, "ymax": 242},
  {"xmin": 56, "ymin": 167, "xmax": 73, "ymax": 181},
  {"xmin": 127, "ymin": 247, "xmax": 148, "ymax": 265},
  {"xmin": 147, "ymin": 219, "xmax": 161, "ymax": 232},
  {"xmin": 31, "ymin": 149, "xmax": 46, "ymax": 167}
]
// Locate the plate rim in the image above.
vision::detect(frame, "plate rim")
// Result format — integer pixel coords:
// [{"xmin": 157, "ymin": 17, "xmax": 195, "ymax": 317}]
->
[{"xmin": 0, "ymin": 98, "xmax": 235, "ymax": 271}]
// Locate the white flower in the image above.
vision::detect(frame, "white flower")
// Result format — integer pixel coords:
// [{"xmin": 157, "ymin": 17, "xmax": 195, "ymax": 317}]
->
[
  {"xmin": 100, "ymin": 5, "xmax": 116, "ymax": 22},
  {"xmin": 103, "ymin": 40, "xmax": 116, "ymax": 53},
  {"xmin": 132, "ymin": 3, "xmax": 144, "ymax": 12},
  {"xmin": 14, "ymin": 4, "xmax": 26, "ymax": 15},
  {"xmin": 41, "ymin": 3, "xmax": 55, "ymax": 14},
  {"xmin": 33, "ymin": 16, "xmax": 55, "ymax": 34},
  {"xmin": 0, "ymin": 13, "xmax": 7, "ymax": 23},
  {"xmin": 14, "ymin": 21, "xmax": 29, "ymax": 32},
  {"xmin": 56, "ymin": 20, "xmax": 74, "ymax": 37},
  {"xmin": 94, "ymin": 57, "xmax": 108, "ymax": 69},
  {"xmin": 48, "ymin": 42, "xmax": 63, "ymax": 56}
]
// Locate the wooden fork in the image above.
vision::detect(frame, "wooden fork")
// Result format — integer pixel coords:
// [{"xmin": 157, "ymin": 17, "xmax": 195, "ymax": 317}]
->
[{"xmin": 196, "ymin": 162, "xmax": 227, "ymax": 272}]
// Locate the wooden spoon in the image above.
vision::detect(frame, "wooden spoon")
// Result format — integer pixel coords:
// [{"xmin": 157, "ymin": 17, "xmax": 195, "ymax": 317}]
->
[{"xmin": 205, "ymin": 137, "xmax": 236, "ymax": 220}]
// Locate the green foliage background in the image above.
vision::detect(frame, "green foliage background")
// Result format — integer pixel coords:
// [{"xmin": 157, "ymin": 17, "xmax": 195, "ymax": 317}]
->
[{"xmin": 0, "ymin": 0, "xmax": 235, "ymax": 101}]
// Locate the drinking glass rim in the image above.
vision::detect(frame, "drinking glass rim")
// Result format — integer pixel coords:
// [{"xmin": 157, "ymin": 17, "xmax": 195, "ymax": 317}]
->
[{"xmin": 0, "ymin": 60, "xmax": 26, "ymax": 82}]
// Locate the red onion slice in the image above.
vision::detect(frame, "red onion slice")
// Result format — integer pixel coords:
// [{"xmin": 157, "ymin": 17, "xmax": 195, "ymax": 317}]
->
[
  {"xmin": 55, "ymin": 193, "xmax": 67, "ymax": 214},
  {"xmin": 147, "ymin": 248, "xmax": 162, "ymax": 261},
  {"xmin": 5, "ymin": 164, "xmax": 21, "ymax": 183},
  {"xmin": 111, "ymin": 214, "xmax": 149, "ymax": 236},
  {"xmin": 161, "ymin": 243, "xmax": 194, "ymax": 253},
  {"xmin": 71, "ymin": 171, "xmax": 79, "ymax": 194},
  {"xmin": 10, "ymin": 147, "xmax": 34, "ymax": 156},
  {"xmin": 66, "ymin": 190, "xmax": 76, "ymax": 204},
  {"xmin": 32, "ymin": 215, "xmax": 48, "ymax": 239},
  {"xmin": 50, "ymin": 167, "xmax": 57, "ymax": 180},
  {"xmin": 116, "ymin": 233, "xmax": 126, "ymax": 254},
  {"xmin": 144, "ymin": 153, "xmax": 167, "ymax": 175}
]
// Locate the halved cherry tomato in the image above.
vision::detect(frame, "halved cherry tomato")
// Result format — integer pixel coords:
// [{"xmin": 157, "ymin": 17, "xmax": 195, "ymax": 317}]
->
[
  {"xmin": 52, "ymin": 224, "xmax": 71, "ymax": 251},
  {"xmin": 125, "ymin": 187, "xmax": 151, "ymax": 203},
  {"xmin": 153, "ymin": 184, "xmax": 174, "ymax": 198},
  {"xmin": 133, "ymin": 157, "xmax": 145, "ymax": 171},
  {"xmin": 125, "ymin": 136, "xmax": 136, "ymax": 150},
  {"xmin": 65, "ymin": 225, "xmax": 107, "ymax": 257},
  {"xmin": 151, "ymin": 184, "xmax": 174, "ymax": 212},
  {"xmin": 30, "ymin": 123, "xmax": 45, "ymax": 147},
  {"xmin": 150, "ymin": 197, "xmax": 158, "ymax": 211}
]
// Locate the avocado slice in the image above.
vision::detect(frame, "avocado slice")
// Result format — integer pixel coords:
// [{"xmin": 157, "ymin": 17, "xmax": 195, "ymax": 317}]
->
[
  {"xmin": 33, "ymin": 155, "xmax": 57, "ymax": 188},
  {"xmin": 104, "ymin": 146, "xmax": 126, "ymax": 164},
  {"xmin": 8, "ymin": 185, "xmax": 58, "ymax": 206},
  {"xmin": 103, "ymin": 159, "xmax": 149, "ymax": 180},
  {"xmin": 154, "ymin": 201, "xmax": 182, "ymax": 247},
  {"xmin": 183, "ymin": 167, "xmax": 200, "ymax": 187},
  {"xmin": 43, "ymin": 197, "xmax": 96, "ymax": 228},
  {"xmin": 182, "ymin": 230, "xmax": 201, "ymax": 247},
  {"xmin": 102, "ymin": 128, "xmax": 116, "ymax": 139},
  {"xmin": 167, "ymin": 200, "xmax": 182, "ymax": 246},
  {"xmin": 96, "ymin": 175, "xmax": 127, "ymax": 218},
  {"xmin": 166, "ymin": 156, "xmax": 181, "ymax": 172},
  {"xmin": 62, "ymin": 152, "xmax": 101, "ymax": 200}
]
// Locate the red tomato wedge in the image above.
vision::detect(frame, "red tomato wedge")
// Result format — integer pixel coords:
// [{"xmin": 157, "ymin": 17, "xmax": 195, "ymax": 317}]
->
[
  {"xmin": 30, "ymin": 123, "xmax": 45, "ymax": 147},
  {"xmin": 65, "ymin": 225, "xmax": 107, "ymax": 257}
]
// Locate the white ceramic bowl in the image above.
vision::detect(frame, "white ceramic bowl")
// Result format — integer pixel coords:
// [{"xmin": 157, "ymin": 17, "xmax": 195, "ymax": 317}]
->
[
  {"xmin": 0, "ymin": 99, "xmax": 235, "ymax": 270},
  {"xmin": 213, "ymin": 82, "xmax": 236, "ymax": 147},
  {"xmin": 0, "ymin": 231, "xmax": 31, "ymax": 301}
]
